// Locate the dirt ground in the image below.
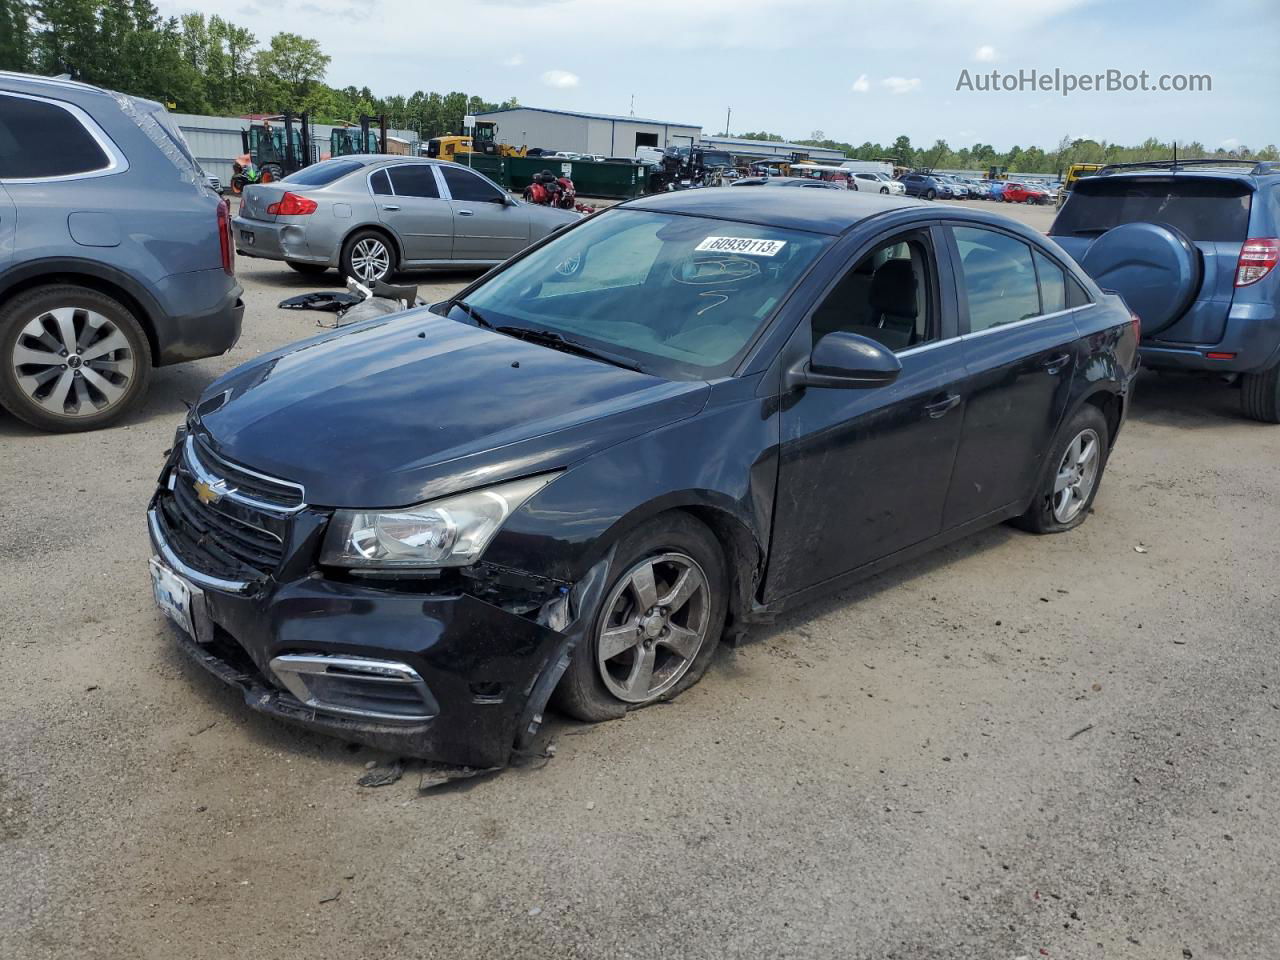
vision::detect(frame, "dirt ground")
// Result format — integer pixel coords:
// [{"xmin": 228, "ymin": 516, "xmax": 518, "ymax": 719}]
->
[{"xmin": 3, "ymin": 198, "xmax": 1278, "ymax": 960}]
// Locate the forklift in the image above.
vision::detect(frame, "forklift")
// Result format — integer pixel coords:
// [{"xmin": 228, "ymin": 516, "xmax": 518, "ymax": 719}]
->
[
  {"xmin": 239, "ymin": 112, "xmax": 313, "ymax": 182},
  {"xmin": 330, "ymin": 114, "xmax": 388, "ymax": 157}
]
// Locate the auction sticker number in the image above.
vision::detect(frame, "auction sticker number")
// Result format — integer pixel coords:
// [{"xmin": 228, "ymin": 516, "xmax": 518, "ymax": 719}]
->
[{"xmin": 694, "ymin": 236, "xmax": 787, "ymax": 257}]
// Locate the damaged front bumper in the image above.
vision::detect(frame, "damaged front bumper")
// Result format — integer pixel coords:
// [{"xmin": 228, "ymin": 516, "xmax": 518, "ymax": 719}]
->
[{"xmin": 148, "ymin": 488, "xmax": 607, "ymax": 769}]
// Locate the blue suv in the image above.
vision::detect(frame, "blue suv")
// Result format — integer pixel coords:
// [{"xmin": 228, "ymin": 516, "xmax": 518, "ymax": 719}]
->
[
  {"xmin": 1052, "ymin": 160, "xmax": 1280, "ymax": 421},
  {"xmin": 898, "ymin": 173, "xmax": 953, "ymax": 200},
  {"xmin": 0, "ymin": 72, "xmax": 244, "ymax": 432}
]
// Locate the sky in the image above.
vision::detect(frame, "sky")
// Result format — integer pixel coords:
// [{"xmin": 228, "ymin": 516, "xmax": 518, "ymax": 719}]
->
[{"xmin": 157, "ymin": 0, "xmax": 1279, "ymax": 151}]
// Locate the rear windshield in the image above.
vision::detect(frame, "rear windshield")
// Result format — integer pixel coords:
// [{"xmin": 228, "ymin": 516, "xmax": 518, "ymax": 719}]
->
[
  {"xmin": 283, "ymin": 159, "xmax": 363, "ymax": 186},
  {"xmin": 1052, "ymin": 176, "xmax": 1252, "ymax": 242}
]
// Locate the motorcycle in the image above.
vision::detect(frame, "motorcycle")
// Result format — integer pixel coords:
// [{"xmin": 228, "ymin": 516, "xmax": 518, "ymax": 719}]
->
[{"xmin": 523, "ymin": 170, "xmax": 577, "ymax": 210}]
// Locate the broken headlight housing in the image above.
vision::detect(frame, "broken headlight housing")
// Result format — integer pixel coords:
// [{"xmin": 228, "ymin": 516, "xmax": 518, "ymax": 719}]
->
[{"xmin": 320, "ymin": 473, "xmax": 560, "ymax": 569}]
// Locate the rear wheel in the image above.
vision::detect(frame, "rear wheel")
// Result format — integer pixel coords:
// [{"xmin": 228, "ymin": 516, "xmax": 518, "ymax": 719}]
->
[
  {"xmin": 340, "ymin": 230, "xmax": 394, "ymax": 284},
  {"xmin": 0, "ymin": 285, "xmax": 152, "ymax": 432},
  {"xmin": 1241, "ymin": 362, "xmax": 1280, "ymax": 423},
  {"xmin": 1012, "ymin": 405, "xmax": 1110, "ymax": 533},
  {"xmin": 925, "ymin": 188, "xmax": 937, "ymax": 201},
  {"xmin": 555, "ymin": 513, "xmax": 728, "ymax": 722},
  {"xmin": 286, "ymin": 261, "xmax": 330, "ymax": 276}
]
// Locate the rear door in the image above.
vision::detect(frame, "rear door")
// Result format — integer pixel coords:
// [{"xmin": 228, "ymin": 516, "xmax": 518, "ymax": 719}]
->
[
  {"xmin": 942, "ymin": 223, "xmax": 1079, "ymax": 527},
  {"xmin": 1051, "ymin": 176, "xmax": 1252, "ymax": 343},
  {"xmin": 438, "ymin": 164, "xmax": 530, "ymax": 261},
  {"xmin": 373, "ymin": 164, "xmax": 454, "ymax": 261}
]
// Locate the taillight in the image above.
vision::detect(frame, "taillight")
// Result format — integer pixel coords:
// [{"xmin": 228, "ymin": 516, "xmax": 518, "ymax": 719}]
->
[
  {"xmin": 217, "ymin": 198, "xmax": 233, "ymax": 275},
  {"xmin": 266, "ymin": 192, "xmax": 318, "ymax": 216},
  {"xmin": 1235, "ymin": 237, "xmax": 1279, "ymax": 287},
  {"xmin": 1130, "ymin": 310, "xmax": 1141, "ymax": 344}
]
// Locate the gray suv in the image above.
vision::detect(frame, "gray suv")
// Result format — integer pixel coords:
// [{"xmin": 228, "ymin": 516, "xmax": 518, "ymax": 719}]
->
[{"xmin": 0, "ymin": 72, "xmax": 244, "ymax": 432}]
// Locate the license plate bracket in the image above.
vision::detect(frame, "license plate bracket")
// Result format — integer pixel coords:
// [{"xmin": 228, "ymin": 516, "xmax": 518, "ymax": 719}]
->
[{"xmin": 150, "ymin": 558, "xmax": 212, "ymax": 642}]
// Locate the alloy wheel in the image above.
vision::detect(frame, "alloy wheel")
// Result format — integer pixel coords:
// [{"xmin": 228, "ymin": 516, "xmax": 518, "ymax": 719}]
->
[
  {"xmin": 11, "ymin": 307, "xmax": 136, "ymax": 419},
  {"xmin": 596, "ymin": 552, "xmax": 711, "ymax": 703},
  {"xmin": 1052, "ymin": 428, "xmax": 1101, "ymax": 524},
  {"xmin": 351, "ymin": 238, "xmax": 391, "ymax": 282}
]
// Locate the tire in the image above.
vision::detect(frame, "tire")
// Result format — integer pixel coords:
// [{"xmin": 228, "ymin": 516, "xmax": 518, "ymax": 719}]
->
[
  {"xmin": 260, "ymin": 163, "xmax": 283, "ymax": 183},
  {"xmin": 229, "ymin": 175, "xmax": 248, "ymax": 195},
  {"xmin": 0, "ymin": 285, "xmax": 152, "ymax": 433},
  {"xmin": 1011, "ymin": 405, "xmax": 1110, "ymax": 534},
  {"xmin": 340, "ymin": 230, "xmax": 395, "ymax": 284},
  {"xmin": 286, "ymin": 261, "xmax": 330, "ymax": 276},
  {"xmin": 880, "ymin": 186, "xmax": 889, "ymax": 194},
  {"xmin": 1241, "ymin": 362, "xmax": 1280, "ymax": 423},
  {"xmin": 554, "ymin": 513, "xmax": 729, "ymax": 722},
  {"xmin": 925, "ymin": 188, "xmax": 937, "ymax": 201}
]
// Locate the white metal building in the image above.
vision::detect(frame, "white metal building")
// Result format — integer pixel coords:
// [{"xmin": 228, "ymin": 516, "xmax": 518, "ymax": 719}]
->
[
  {"xmin": 172, "ymin": 113, "xmax": 418, "ymax": 183},
  {"xmin": 472, "ymin": 106, "xmax": 702, "ymax": 158},
  {"xmin": 698, "ymin": 135, "xmax": 847, "ymax": 163}
]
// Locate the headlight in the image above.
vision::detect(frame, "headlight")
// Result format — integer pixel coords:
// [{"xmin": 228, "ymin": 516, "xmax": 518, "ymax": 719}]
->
[{"xmin": 320, "ymin": 473, "xmax": 560, "ymax": 569}]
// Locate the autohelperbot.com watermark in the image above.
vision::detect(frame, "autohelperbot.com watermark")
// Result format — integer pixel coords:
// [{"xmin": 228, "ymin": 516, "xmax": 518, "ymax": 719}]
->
[{"xmin": 956, "ymin": 68, "xmax": 1212, "ymax": 96}]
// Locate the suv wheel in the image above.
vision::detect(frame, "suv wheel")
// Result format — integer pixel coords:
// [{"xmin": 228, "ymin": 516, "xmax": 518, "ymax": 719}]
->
[
  {"xmin": 925, "ymin": 188, "xmax": 937, "ymax": 201},
  {"xmin": 1241, "ymin": 363, "xmax": 1280, "ymax": 423},
  {"xmin": 0, "ymin": 285, "xmax": 152, "ymax": 432},
  {"xmin": 340, "ymin": 230, "xmax": 394, "ymax": 284}
]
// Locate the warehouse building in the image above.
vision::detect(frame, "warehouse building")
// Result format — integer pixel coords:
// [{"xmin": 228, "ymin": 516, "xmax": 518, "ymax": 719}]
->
[
  {"xmin": 698, "ymin": 135, "xmax": 847, "ymax": 164},
  {"xmin": 472, "ymin": 106, "xmax": 702, "ymax": 158}
]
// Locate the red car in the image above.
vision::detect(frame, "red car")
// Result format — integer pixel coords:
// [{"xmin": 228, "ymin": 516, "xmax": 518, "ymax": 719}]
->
[{"xmin": 1003, "ymin": 182, "xmax": 1050, "ymax": 204}]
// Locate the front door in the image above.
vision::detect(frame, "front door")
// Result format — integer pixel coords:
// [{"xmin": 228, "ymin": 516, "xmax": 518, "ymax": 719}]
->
[
  {"xmin": 437, "ymin": 164, "xmax": 529, "ymax": 261},
  {"xmin": 942, "ymin": 224, "xmax": 1079, "ymax": 526},
  {"xmin": 766, "ymin": 227, "xmax": 968, "ymax": 601},
  {"xmin": 372, "ymin": 164, "xmax": 454, "ymax": 262}
]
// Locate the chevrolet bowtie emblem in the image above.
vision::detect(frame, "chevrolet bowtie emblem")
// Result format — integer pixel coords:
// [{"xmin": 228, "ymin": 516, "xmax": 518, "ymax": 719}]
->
[{"xmin": 194, "ymin": 479, "xmax": 227, "ymax": 505}]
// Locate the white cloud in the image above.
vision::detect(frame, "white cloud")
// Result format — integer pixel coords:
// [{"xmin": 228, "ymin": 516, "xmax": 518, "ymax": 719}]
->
[
  {"xmin": 974, "ymin": 44, "xmax": 997, "ymax": 62},
  {"xmin": 851, "ymin": 73, "xmax": 870, "ymax": 93},
  {"xmin": 502, "ymin": 53, "xmax": 525, "ymax": 67},
  {"xmin": 881, "ymin": 76, "xmax": 921, "ymax": 95},
  {"xmin": 540, "ymin": 69, "xmax": 580, "ymax": 89}
]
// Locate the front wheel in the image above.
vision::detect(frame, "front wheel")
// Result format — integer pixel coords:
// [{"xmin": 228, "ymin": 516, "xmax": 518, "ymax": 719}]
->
[
  {"xmin": 554, "ymin": 513, "xmax": 728, "ymax": 722},
  {"xmin": 0, "ymin": 285, "xmax": 152, "ymax": 432},
  {"xmin": 1241, "ymin": 363, "xmax": 1280, "ymax": 423},
  {"xmin": 229, "ymin": 175, "xmax": 248, "ymax": 195},
  {"xmin": 1012, "ymin": 405, "xmax": 1110, "ymax": 534},
  {"xmin": 880, "ymin": 186, "xmax": 889, "ymax": 194},
  {"xmin": 925, "ymin": 188, "xmax": 937, "ymax": 200}
]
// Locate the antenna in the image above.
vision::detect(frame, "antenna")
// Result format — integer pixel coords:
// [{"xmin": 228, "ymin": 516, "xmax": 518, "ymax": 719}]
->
[{"xmin": 629, "ymin": 94, "xmax": 635, "ymax": 116}]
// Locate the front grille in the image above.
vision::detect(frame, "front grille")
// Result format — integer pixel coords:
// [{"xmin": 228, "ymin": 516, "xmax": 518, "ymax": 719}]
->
[{"xmin": 154, "ymin": 440, "xmax": 301, "ymax": 584}]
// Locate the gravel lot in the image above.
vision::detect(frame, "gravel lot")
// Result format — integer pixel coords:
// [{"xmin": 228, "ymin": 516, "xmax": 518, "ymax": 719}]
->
[{"xmin": 3, "ymin": 198, "xmax": 1278, "ymax": 960}]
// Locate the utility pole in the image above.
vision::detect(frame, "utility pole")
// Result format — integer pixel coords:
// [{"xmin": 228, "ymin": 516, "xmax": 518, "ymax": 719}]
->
[{"xmin": 725, "ymin": 107, "xmax": 731, "ymax": 137}]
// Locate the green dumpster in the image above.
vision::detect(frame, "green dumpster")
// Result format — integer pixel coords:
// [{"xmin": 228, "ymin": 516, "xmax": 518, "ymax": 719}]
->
[{"xmin": 456, "ymin": 155, "xmax": 648, "ymax": 200}]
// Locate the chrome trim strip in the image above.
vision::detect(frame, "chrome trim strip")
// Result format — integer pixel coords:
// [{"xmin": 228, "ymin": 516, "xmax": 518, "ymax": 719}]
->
[
  {"xmin": 958, "ymin": 305, "xmax": 1081, "ymax": 343},
  {"xmin": 0, "ymin": 91, "xmax": 129, "ymax": 183},
  {"xmin": 148, "ymin": 509, "xmax": 252, "ymax": 594},
  {"xmin": 269, "ymin": 654, "xmax": 439, "ymax": 722},
  {"xmin": 185, "ymin": 436, "xmax": 306, "ymax": 515}
]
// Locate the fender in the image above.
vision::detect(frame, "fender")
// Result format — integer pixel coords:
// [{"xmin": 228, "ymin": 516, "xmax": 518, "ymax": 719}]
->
[{"xmin": 0, "ymin": 256, "xmax": 163, "ymax": 329}]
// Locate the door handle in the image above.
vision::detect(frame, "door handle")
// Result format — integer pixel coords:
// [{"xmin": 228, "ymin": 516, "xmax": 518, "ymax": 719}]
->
[
  {"xmin": 380, "ymin": 204, "xmax": 401, "ymax": 211},
  {"xmin": 456, "ymin": 209, "xmax": 474, "ymax": 216},
  {"xmin": 924, "ymin": 394, "xmax": 962, "ymax": 418},
  {"xmin": 1040, "ymin": 353, "xmax": 1071, "ymax": 373}
]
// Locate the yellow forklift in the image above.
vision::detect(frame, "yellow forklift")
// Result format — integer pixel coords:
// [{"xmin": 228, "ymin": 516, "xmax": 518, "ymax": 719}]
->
[{"xmin": 425, "ymin": 121, "xmax": 525, "ymax": 160}]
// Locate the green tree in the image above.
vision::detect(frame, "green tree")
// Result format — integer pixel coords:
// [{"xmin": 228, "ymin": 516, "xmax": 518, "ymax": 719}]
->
[
  {"xmin": 256, "ymin": 31, "xmax": 329, "ymax": 106},
  {"xmin": 0, "ymin": 0, "xmax": 34, "ymax": 71}
]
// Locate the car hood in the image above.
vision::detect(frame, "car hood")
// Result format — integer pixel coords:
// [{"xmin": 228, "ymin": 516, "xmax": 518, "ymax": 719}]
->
[{"xmin": 194, "ymin": 310, "xmax": 708, "ymax": 508}]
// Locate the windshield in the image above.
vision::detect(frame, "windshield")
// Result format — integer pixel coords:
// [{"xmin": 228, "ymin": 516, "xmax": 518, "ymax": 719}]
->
[
  {"xmin": 1052, "ymin": 176, "xmax": 1252, "ymax": 242},
  {"xmin": 458, "ymin": 209, "xmax": 830, "ymax": 378}
]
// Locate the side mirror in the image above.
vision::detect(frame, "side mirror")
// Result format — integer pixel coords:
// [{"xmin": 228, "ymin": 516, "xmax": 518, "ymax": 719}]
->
[{"xmin": 786, "ymin": 331, "xmax": 903, "ymax": 390}]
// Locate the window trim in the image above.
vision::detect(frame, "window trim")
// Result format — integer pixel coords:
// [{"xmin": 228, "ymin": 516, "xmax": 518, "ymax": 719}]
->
[
  {"xmin": 0, "ymin": 91, "xmax": 129, "ymax": 183},
  {"xmin": 367, "ymin": 161, "xmax": 446, "ymax": 201},
  {"xmin": 437, "ymin": 163, "xmax": 507, "ymax": 204}
]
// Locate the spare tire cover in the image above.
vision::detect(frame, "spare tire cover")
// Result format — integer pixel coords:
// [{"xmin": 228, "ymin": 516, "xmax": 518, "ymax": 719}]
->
[{"xmin": 1079, "ymin": 222, "xmax": 1201, "ymax": 335}]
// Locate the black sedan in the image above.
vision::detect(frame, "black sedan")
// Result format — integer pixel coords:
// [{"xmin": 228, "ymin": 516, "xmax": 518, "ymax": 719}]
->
[{"xmin": 147, "ymin": 189, "xmax": 1139, "ymax": 768}]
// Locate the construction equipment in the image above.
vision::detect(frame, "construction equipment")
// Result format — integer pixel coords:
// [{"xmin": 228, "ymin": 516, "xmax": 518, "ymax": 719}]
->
[
  {"xmin": 426, "ymin": 124, "xmax": 526, "ymax": 160},
  {"xmin": 330, "ymin": 115, "xmax": 387, "ymax": 157},
  {"xmin": 1057, "ymin": 162, "xmax": 1105, "ymax": 207},
  {"xmin": 239, "ymin": 112, "xmax": 312, "ymax": 181}
]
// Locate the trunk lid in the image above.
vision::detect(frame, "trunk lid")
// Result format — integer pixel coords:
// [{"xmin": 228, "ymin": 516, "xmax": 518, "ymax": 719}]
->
[{"xmin": 238, "ymin": 183, "xmax": 291, "ymax": 223}]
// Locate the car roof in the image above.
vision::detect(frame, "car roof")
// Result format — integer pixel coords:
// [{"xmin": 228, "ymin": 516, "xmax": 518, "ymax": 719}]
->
[
  {"xmin": 1094, "ymin": 159, "xmax": 1279, "ymax": 185},
  {"xmin": 622, "ymin": 188, "xmax": 928, "ymax": 235}
]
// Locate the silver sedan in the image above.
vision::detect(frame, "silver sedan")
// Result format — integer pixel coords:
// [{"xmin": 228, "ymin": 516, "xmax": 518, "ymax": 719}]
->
[{"xmin": 233, "ymin": 156, "xmax": 580, "ymax": 283}]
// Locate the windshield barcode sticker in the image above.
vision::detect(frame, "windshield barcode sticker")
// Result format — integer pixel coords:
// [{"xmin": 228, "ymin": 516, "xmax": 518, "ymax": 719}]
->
[{"xmin": 695, "ymin": 237, "xmax": 787, "ymax": 257}]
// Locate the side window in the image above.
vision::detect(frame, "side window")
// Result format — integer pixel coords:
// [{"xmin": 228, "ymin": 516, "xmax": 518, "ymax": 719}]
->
[
  {"xmin": 810, "ymin": 233, "xmax": 936, "ymax": 352},
  {"xmin": 387, "ymin": 165, "xmax": 439, "ymax": 199},
  {"xmin": 953, "ymin": 226, "xmax": 1041, "ymax": 333},
  {"xmin": 0, "ymin": 93, "xmax": 111, "ymax": 179},
  {"xmin": 1033, "ymin": 250, "xmax": 1067, "ymax": 313},
  {"xmin": 370, "ymin": 168, "xmax": 393, "ymax": 195},
  {"xmin": 1066, "ymin": 274, "xmax": 1093, "ymax": 308},
  {"xmin": 440, "ymin": 166, "xmax": 505, "ymax": 203}
]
